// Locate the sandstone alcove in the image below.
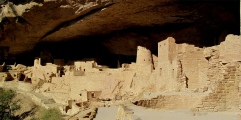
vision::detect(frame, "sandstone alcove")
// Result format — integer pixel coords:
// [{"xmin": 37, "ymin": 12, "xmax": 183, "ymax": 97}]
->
[{"xmin": 0, "ymin": 0, "xmax": 239, "ymax": 67}]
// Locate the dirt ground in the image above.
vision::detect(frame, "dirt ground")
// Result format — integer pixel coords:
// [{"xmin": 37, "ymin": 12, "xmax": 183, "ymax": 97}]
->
[
  {"xmin": 11, "ymin": 91, "xmax": 44, "ymax": 120},
  {"xmin": 95, "ymin": 106, "xmax": 241, "ymax": 120}
]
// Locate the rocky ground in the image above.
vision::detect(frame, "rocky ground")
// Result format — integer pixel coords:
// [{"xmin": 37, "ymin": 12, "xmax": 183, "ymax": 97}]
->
[
  {"xmin": 95, "ymin": 106, "xmax": 241, "ymax": 120},
  {"xmin": 2, "ymin": 82, "xmax": 241, "ymax": 120},
  {"xmin": 12, "ymin": 93, "xmax": 43, "ymax": 120}
]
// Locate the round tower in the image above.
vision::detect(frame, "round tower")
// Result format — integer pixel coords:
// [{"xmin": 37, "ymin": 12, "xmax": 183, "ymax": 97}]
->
[{"xmin": 136, "ymin": 46, "xmax": 153, "ymax": 65}]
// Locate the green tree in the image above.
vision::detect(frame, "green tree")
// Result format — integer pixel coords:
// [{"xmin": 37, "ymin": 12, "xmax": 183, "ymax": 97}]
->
[
  {"xmin": 0, "ymin": 88, "xmax": 20, "ymax": 120},
  {"xmin": 41, "ymin": 108, "xmax": 62, "ymax": 120}
]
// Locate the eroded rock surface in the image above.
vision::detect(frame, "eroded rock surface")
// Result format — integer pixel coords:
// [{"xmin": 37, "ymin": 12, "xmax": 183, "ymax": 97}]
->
[{"xmin": 0, "ymin": 0, "xmax": 239, "ymax": 64}]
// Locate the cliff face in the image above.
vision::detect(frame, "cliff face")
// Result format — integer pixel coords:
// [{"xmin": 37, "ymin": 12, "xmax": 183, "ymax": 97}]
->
[{"xmin": 0, "ymin": 0, "xmax": 239, "ymax": 66}]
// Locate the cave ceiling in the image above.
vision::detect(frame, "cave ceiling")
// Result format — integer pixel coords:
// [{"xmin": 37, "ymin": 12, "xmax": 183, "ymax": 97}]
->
[{"xmin": 0, "ymin": 0, "xmax": 239, "ymax": 65}]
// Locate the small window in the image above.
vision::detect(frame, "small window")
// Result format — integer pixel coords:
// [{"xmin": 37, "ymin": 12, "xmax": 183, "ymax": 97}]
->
[
  {"xmin": 79, "ymin": 93, "xmax": 82, "ymax": 96},
  {"xmin": 91, "ymin": 92, "xmax": 95, "ymax": 98},
  {"xmin": 160, "ymin": 68, "xmax": 162, "ymax": 76},
  {"xmin": 172, "ymin": 69, "xmax": 174, "ymax": 77}
]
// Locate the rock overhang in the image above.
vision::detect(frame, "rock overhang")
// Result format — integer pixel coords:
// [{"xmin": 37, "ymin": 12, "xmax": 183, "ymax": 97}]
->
[{"xmin": 0, "ymin": 0, "xmax": 239, "ymax": 65}]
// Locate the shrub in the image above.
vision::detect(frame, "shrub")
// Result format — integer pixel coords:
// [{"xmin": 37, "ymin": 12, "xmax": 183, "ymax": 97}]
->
[
  {"xmin": 41, "ymin": 108, "xmax": 62, "ymax": 120},
  {"xmin": 0, "ymin": 88, "xmax": 20, "ymax": 120}
]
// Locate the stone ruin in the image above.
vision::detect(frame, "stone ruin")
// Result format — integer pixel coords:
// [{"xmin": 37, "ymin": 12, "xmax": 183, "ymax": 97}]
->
[{"xmin": 0, "ymin": 34, "xmax": 240, "ymax": 119}]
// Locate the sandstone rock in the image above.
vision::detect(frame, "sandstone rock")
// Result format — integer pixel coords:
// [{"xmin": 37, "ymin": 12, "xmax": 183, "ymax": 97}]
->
[{"xmin": 0, "ymin": 0, "xmax": 238, "ymax": 60}]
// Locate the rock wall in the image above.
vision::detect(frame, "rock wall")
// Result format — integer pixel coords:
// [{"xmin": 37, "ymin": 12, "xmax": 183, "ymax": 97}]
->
[
  {"xmin": 0, "ymin": 0, "xmax": 239, "ymax": 65},
  {"xmin": 134, "ymin": 93, "xmax": 203, "ymax": 110},
  {"xmin": 193, "ymin": 62, "xmax": 241, "ymax": 112},
  {"xmin": 192, "ymin": 35, "xmax": 241, "ymax": 112}
]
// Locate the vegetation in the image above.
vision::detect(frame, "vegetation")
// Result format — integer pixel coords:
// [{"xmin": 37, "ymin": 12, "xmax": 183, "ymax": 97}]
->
[
  {"xmin": 41, "ymin": 108, "xmax": 62, "ymax": 120},
  {"xmin": 0, "ymin": 88, "xmax": 62, "ymax": 120},
  {"xmin": 0, "ymin": 88, "xmax": 20, "ymax": 120}
]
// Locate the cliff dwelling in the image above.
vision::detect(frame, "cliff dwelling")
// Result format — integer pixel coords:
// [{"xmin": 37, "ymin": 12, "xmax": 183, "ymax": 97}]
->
[{"xmin": 0, "ymin": 0, "xmax": 240, "ymax": 120}]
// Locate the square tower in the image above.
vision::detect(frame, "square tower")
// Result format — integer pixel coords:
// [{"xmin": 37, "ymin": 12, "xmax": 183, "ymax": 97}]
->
[{"xmin": 157, "ymin": 37, "xmax": 178, "ymax": 90}]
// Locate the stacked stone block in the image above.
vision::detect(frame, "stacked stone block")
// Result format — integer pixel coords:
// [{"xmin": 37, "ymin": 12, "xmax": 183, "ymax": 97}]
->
[
  {"xmin": 206, "ymin": 57, "xmax": 220, "ymax": 83},
  {"xmin": 194, "ymin": 62, "xmax": 240, "ymax": 112},
  {"xmin": 134, "ymin": 94, "xmax": 200, "ymax": 110}
]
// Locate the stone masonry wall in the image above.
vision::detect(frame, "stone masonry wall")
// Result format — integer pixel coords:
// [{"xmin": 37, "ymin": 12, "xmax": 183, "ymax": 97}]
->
[
  {"xmin": 157, "ymin": 37, "xmax": 209, "ymax": 91},
  {"xmin": 193, "ymin": 62, "xmax": 240, "ymax": 112},
  {"xmin": 157, "ymin": 37, "xmax": 178, "ymax": 91},
  {"xmin": 193, "ymin": 34, "xmax": 241, "ymax": 112},
  {"xmin": 134, "ymin": 94, "xmax": 202, "ymax": 110},
  {"xmin": 181, "ymin": 48, "xmax": 208, "ymax": 90}
]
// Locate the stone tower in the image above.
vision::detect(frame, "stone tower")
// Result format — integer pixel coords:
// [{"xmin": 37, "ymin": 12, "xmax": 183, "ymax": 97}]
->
[
  {"xmin": 136, "ymin": 46, "xmax": 153, "ymax": 65},
  {"xmin": 34, "ymin": 58, "xmax": 41, "ymax": 67},
  {"xmin": 136, "ymin": 46, "xmax": 153, "ymax": 73},
  {"xmin": 157, "ymin": 37, "xmax": 178, "ymax": 90}
]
